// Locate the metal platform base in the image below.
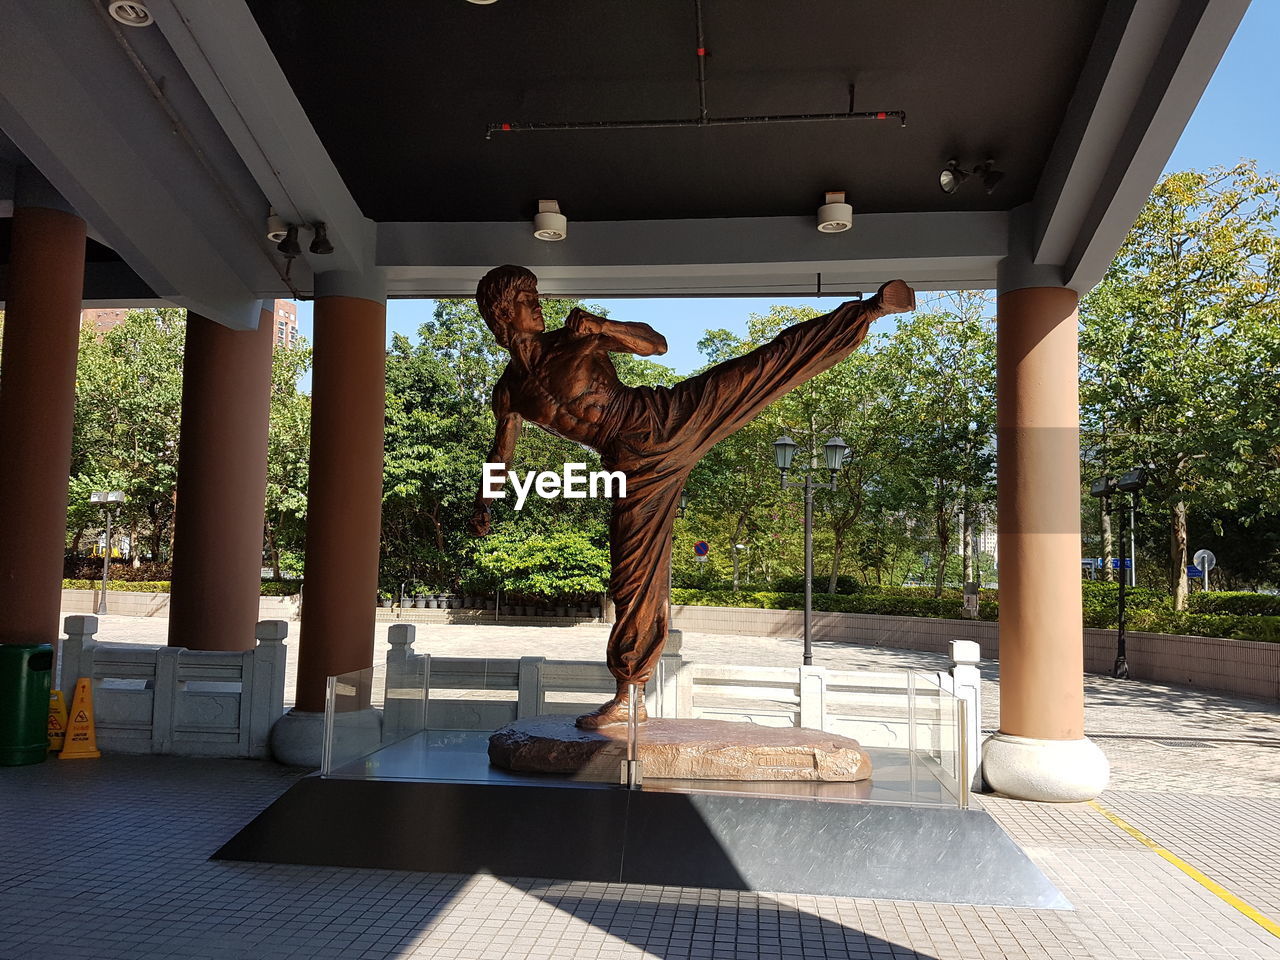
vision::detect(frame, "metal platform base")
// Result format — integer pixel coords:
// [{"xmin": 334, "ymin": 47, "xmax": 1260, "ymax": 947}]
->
[{"xmin": 215, "ymin": 768, "xmax": 1069, "ymax": 908}]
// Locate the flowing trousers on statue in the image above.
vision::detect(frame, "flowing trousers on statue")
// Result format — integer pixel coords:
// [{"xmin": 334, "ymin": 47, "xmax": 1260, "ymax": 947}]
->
[{"xmin": 599, "ymin": 299, "xmax": 877, "ymax": 686}]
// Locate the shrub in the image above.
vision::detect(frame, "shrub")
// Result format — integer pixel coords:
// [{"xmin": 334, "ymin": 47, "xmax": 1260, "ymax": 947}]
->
[
  {"xmin": 62, "ymin": 578, "xmax": 303, "ymax": 597},
  {"xmin": 259, "ymin": 580, "xmax": 303, "ymax": 597},
  {"xmin": 1123, "ymin": 609, "xmax": 1280, "ymax": 643},
  {"xmin": 1186, "ymin": 591, "xmax": 1280, "ymax": 617},
  {"xmin": 771, "ymin": 574, "xmax": 868, "ymax": 595},
  {"xmin": 670, "ymin": 588, "xmax": 998, "ymax": 622},
  {"xmin": 64, "ymin": 558, "xmax": 173, "ymax": 582},
  {"xmin": 62, "ymin": 579, "xmax": 171, "ymax": 593},
  {"xmin": 473, "ymin": 528, "xmax": 609, "ymax": 603}
]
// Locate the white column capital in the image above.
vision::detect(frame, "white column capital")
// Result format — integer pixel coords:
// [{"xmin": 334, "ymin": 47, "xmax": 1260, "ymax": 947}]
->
[{"xmin": 997, "ymin": 204, "xmax": 1066, "ymax": 296}]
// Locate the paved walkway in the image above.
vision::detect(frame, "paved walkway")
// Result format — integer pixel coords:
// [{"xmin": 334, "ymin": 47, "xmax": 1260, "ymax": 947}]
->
[{"xmin": 3, "ymin": 615, "xmax": 1278, "ymax": 959}]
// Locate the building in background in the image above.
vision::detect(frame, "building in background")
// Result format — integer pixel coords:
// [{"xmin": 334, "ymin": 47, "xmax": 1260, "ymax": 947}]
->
[
  {"xmin": 80, "ymin": 302, "xmax": 298, "ymax": 346},
  {"xmin": 271, "ymin": 300, "xmax": 298, "ymax": 349},
  {"xmin": 80, "ymin": 308, "xmax": 128, "ymax": 334}
]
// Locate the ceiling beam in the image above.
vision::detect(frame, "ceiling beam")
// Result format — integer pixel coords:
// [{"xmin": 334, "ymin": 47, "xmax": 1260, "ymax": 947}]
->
[
  {"xmin": 0, "ymin": 262, "xmax": 160, "ymax": 308},
  {"xmin": 377, "ymin": 211, "xmax": 1007, "ymax": 298},
  {"xmin": 150, "ymin": 0, "xmax": 373, "ymax": 278},
  {"xmin": 0, "ymin": 2, "xmax": 285, "ymax": 328},
  {"xmin": 1032, "ymin": 0, "xmax": 1247, "ymax": 293}
]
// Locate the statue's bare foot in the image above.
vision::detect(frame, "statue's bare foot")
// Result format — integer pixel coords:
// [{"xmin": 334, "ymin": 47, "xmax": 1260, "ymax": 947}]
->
[{"xmin": 575, "ymin": 690, "xmax": 648, "ymax": 729}]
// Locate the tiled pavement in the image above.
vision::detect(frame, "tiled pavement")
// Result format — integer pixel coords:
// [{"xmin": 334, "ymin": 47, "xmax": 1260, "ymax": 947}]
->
[{"xmin": 1, "ymin": 616, "xmax": 1277, "ymax": 959}]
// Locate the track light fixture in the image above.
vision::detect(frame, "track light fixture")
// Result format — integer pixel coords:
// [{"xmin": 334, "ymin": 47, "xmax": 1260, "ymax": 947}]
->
[
  {"xmin": 533, "ymin": 200, "xmax": 567, "ymax": 241},
  {"xmin": 939, "ymin": 158, "xmax": 968, "ymax": 195},
  {"xmin": 816, "ymin": 191, "xmax": 853, "ymax": 233},
  {"xmin": 940, "ymin": 158, "xmax": 1004, "ymax": 195},
  {"xmin": 309, "ymin": 222, "xmax": 334, "ymax": 255},
  {"xmin": 276, "ymin": 224, "xmax": 301, "ymax": 258},
  {"xmin": 977, "ymin": 158, "xmax": 1004, "ymax": 194}
]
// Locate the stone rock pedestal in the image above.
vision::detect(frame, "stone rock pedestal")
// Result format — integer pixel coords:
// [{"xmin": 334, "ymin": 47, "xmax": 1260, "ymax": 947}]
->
[{"xmin": 488, "ymin": 715, "xmax": 872, "ymax": 782}]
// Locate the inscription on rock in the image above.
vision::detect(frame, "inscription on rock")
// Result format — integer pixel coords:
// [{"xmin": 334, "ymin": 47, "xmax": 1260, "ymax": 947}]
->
[{"xmin": 488, "ymin": 715, "xmax": 872, "ymax": 782}]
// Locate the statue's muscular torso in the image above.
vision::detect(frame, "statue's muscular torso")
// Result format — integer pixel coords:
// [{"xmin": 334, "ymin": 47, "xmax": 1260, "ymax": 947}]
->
[{"xmin": 497, "ymin": 328, "xmax": 630, "ymax": 449}]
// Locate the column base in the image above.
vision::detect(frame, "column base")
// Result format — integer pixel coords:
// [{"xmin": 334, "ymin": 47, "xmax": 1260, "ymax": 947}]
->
[
  {"xmin": 981, "ymin": 732, "xmax": 1109, "ymax": 802},
  {"xmin": 269, "ymin": 707, "xmax": 382, "ymax": 768}
]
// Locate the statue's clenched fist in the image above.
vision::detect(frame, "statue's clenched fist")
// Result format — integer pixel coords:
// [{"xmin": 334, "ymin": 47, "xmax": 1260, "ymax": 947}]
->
[{"xmin": 875, "ymin": 279, "xmax": 916, "ymax": 315}]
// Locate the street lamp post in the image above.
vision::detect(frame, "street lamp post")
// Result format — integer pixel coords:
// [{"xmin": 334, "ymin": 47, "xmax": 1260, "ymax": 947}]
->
[
  {"xmin": 89, "ymin": 491, "xmax": 127, "ymax": 615},
  {"xmin": 774, "ymin": 435, "xmax": 847, "ymax": 666},
  {"xmin": 667, "ymin": 488, "xmax": 689, "ymax": 611},
  {"xmin": 1089, "ymin": 469, "xmax": 1147, "ymax": 680}
]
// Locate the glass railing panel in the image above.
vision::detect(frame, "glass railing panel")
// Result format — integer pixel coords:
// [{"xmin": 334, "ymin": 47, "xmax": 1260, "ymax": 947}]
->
[
  {"xmin": 322, "ymin": 631, "xmax": 973, "ymax": 809},
  {"xmin": 320, "ymin": 666, "xmax": 378, "ymax": 776}
]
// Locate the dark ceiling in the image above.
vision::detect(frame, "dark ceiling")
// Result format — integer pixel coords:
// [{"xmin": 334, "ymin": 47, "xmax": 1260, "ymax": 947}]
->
[{"xmin": 254, "ymin": 1, "xmax": 1108, "ymax": 223}]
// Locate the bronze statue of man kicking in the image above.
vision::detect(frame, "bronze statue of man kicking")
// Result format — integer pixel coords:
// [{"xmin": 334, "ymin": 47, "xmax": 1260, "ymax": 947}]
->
[{"xmin": 470, "ymin": 266, "xmax": 915, "ymax": 728}]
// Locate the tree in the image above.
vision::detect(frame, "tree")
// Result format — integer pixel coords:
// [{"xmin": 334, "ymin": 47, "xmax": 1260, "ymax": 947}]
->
[
  {"xmin": 883, "ymin": 293, "xmax": 996, "ymax": 596},
  {"xmin": 71, "ymin": 309, "xmax": 186, "ymax": 559},
  {"xmin": 264, "ymin": 341, "xmax": 312, "ymax": 578},
  {"xmin": 1080, "ymin": 162, "xmax": 1280, "ymax": 608}
]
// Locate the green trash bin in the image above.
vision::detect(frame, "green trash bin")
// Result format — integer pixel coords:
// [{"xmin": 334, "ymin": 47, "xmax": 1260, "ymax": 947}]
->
[{"xmin": 0, "ymin": 643, "xmax": 54, "ymax": 766}]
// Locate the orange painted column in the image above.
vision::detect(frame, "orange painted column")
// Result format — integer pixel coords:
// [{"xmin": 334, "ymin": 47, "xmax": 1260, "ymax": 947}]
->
[
  {"xmin": 167, "ymin": 305, "xmax": 275, "ymax": 651},
  {"xmin": 0, "ymin": 174, "xmax": 85, "ymax": 648},
  {"xmin": 982, "ymin": 274, "xmax": 1108, "ymax": 802},
  {"xmin": 294, "ymin": 294, "xmax": 386, "ymax": 712},
  {"xmin": 994, "ymin": 286, "xmax": 1085, "ymax": 740}
]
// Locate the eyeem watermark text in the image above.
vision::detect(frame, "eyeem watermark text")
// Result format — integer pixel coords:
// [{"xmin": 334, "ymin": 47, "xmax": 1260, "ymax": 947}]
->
[{"xmin": 483, "ymin": 463, "xmax": 626, "ymax": 510}]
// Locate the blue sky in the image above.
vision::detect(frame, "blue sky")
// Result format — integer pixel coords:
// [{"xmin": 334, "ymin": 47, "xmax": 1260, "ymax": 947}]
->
[{"xmin": 292, "ymin": 1, "xmax": 1279, "ymax": 383}]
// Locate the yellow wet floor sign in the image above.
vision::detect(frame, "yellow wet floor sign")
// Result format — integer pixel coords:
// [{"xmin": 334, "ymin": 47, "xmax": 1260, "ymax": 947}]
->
[
  {"xmin": 47, "ymin": 690, "xmax": 68, "ymax": 751},
  {"xmin": 60, "ymin": 678, "xmax": 101, "ymax": 760}
]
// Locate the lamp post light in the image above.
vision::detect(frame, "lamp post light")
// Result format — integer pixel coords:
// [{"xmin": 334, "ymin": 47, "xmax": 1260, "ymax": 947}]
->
[
  {"xmin": 774, "ymin": 435, "xmax": 847, "ymax": 666},
  {"xmin": 89, "ymin": 490, "xmax": 127, "ymax": 615}
]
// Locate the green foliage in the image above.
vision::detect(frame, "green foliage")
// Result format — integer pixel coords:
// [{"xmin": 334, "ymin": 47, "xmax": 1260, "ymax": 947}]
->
[
  {"xmin": 672, "ymin": 585, "xmax": 1280, "ymax": 641},
  {"xmin": 682, "ymin": 295, "xmax": 997, "ymax": 597},
  {"xmin": 70, "ymin": 309, "xmax": 186, "ymax": 559},
  {"xmin": 1081, "ymin": 162, "xmax": 1280, "ymax": 607},
  {"xmin": 1124, "ymin": 610, "xmax": 1280, "ymax": 644},
  {"xmin": 259, "ymin": 580, "xmax": 304, "ymax": 596},
  {"xmin": 670, "ymin": 588, "xmax": 998, "ymax": 621},
  {"xmin": 62, "ymin": 578, "xmax": 302, "ymax": 596},
  {"xmin": 1185, "ymin": 591, "xmax": 1280, "ymax": 617},
  {"xmin": 264, "ymin": 341, "xmax": 312, "ymax": 577},
  {"xmin": 63, "ymin": 580, "xmax": 172, "ymax": 593},
  {"xmin": 471, "ymin": 527, "xmax": 610, "ymax": 602}
]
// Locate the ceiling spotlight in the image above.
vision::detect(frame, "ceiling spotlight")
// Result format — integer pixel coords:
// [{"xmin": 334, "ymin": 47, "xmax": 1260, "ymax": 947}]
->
[
  {"xmin": 276, "ymin": 223, "xmax": 301, "ymax": 258},
  {"xmin": 816, "ymin": 191, "xmax": 853, "ymax": 233},
  {"xmin": 466, "ymin": 0, "xmax": 500, "ymax": 4},
  {"xmin": 533, "ymin": 200, "xmax": 567, "ymax": 242},
  {"xmin": 265, "ymin": 212, "xmax": 288, "ymax": 244},
  {"xmin": 978, "ymin": 158, "xmax": 1004, "ymax": 194},
  {"xmin": 309, "ymin": 222, "xmax": 334, "ymax": 255},
  {"xmin": 939, "ymin": 158, "xmax": 968, "ymax": 195},
  {"xmin": 108, "ymin": 1, "xmax": 154, "ymax": 26}
]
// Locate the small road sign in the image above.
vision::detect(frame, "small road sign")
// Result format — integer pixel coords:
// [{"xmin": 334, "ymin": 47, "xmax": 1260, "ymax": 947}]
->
[
  {"xmin": 1193, "ymin": 549, "xmax": 1216, "ymax": 572},
  {"xmin": 693, "ymin": 541, "xmax": 709, "ymax": 562}
]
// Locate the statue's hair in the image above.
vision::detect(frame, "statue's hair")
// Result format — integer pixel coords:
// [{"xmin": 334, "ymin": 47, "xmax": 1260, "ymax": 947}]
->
[{"xmin": 476, "ymin": 264, "xmax": 538, "ymax": 347}]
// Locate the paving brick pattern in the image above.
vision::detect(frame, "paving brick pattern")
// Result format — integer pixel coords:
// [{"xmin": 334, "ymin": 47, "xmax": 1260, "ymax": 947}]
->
[{"xmin": 3, "ymin": 613, "xmax": 1274, "ymax": 959}]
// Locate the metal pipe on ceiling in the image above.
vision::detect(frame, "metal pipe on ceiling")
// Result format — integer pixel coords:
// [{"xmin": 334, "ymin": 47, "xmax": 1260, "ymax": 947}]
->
[{"xmin": 487, "ymin": 0, "xmax": 905, "ymax": 140}]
